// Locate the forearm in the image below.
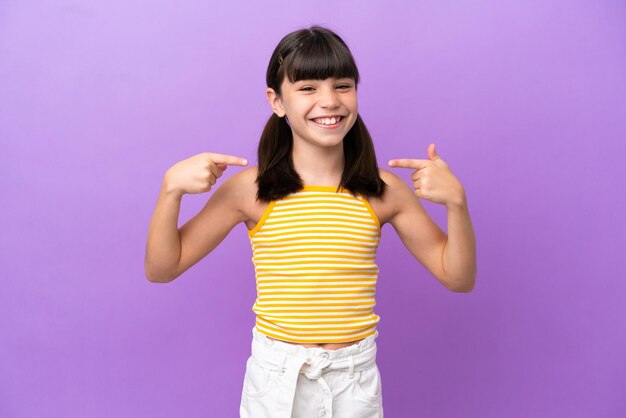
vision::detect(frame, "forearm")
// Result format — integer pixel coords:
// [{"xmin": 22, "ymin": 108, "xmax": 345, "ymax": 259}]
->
[
  {"xmin": 442, "ymin": 194, "xmax": 477, "ymax": 292},
  {"xmin": 144, "ymin": 178, "xmax": 184, "ymax": 282}
]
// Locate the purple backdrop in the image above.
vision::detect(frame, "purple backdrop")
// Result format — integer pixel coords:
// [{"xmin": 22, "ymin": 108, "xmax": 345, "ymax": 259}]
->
[{"xmin": 2, "ymin": 0, "xmax": 625, "ymax": 417}]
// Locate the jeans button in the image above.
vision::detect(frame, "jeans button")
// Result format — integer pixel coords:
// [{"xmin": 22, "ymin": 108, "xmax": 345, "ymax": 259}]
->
[{"xmin": 320, "ymin": 352, "xmax": 329, "ymax": 359}]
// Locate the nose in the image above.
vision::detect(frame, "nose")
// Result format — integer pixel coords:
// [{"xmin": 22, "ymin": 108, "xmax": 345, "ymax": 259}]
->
[{"xmin": 319, "ymin": 86, "xmax": 340, "ymax": 109}]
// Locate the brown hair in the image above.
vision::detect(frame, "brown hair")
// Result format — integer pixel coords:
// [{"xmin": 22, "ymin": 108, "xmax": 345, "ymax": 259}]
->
[{"xmin": 256, "ymin": 25, "xmax": 387, "ymax": 202}]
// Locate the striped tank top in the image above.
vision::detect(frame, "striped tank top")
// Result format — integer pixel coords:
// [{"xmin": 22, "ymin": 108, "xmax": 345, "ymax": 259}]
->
[{"xmin": 248, "ymin": 185, "xmax": 381, "ymax": 343}]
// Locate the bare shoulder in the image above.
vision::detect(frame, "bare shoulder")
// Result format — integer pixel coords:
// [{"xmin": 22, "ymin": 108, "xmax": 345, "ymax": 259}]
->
[
  {"xmin": 218, "ymin": 164, "xmax": 258, "ymax": 196},
  {"xmin": 216, "ymin": 165, "xmax": 266, "ymax": 229},
  {"xmin": 368, "ymin": 168, "xmax": 417, "ymax": 226},
  {"xmin": 378, "ymin": 168, "xmax": 407, "ymax": 192},
  {"xmin": 215, "ymin": 165, "xmax": 258, "ymax": 204}
]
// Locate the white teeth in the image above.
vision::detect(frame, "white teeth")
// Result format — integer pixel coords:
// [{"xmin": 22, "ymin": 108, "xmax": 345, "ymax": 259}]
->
[{"xmin": 314, "ymin": 116, "xmax": 341, "ymax": 125}]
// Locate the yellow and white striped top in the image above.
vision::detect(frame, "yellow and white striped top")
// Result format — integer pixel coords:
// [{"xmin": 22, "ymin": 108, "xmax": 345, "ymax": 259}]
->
[{"xmin": 248, "ymin": 185, "xmax": 382, "ymax": 343}]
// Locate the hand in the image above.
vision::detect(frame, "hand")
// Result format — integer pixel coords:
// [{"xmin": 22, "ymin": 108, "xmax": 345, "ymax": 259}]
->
[
  {"xmin": 388, "ymin": 144, "xmax": 466, "ymax": 208},
  {"xmin": 164, "ymin": 152, "xmax": 248, "ymax": 195}
]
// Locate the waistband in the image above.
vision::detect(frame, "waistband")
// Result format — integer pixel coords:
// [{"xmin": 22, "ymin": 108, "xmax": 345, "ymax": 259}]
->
[{"xmin": 249, "ymin": 326, "xmax": 379, "ymax": 418}]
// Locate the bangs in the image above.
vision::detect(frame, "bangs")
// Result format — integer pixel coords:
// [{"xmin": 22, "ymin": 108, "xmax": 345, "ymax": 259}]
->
[{"xmin": 283, "ymin": 37, "xmax": 359, "ymax": 84}]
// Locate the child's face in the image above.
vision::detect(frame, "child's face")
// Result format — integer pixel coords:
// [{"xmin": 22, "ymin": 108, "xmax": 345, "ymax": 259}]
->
[{"xmin": 266, "ymin": 76, "xmax": 358, "ymax": 151}]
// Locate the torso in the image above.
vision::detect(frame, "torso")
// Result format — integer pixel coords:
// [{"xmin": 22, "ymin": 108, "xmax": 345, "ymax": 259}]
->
[{"xmin": 239, "ymin": 167, "xmax": 396, "ymax": 351}]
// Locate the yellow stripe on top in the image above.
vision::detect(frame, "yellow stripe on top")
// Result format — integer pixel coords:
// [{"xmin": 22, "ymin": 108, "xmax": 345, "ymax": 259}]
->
[{"xmin": 248, "ymin": 185, "xmax": 382, "ymax": 343}]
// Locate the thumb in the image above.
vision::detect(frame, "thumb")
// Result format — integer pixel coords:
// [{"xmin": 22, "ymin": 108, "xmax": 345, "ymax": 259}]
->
[{"xmin": 428, "ymin": 143, "xmax": 440, "ymax": 161}]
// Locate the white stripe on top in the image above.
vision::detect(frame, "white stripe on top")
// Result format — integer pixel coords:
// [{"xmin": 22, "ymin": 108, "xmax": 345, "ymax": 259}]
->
[{"xmin": 248, "ymin": 185, "xmax": 382, "ymax": 343}]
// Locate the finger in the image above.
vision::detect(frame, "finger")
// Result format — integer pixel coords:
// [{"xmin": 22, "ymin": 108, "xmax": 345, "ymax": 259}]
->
[
  {"xmin": 410, "ymin": 171, "xmax": 423, "ymax": 181},
  {"xmin": 216, "ymin": 163, "xmax": 228, "ymax": 172},
  {"xmin": 388, "ymin": 159, "xmax": 430, "ymax": 170},
  {"xmin": 428, "ymin": 143, "xmax": 441, "ymax": 161},
  {"xmin": 209, "ymin": 163, "xmax": 222, "ymax": 178},
  {"xmin": 209, "ymin": 153, "xmax": 249, "ymax": 166},
  {"xmin": 413, "ymin": 184, "xmax": 422, "ymax": 197}
]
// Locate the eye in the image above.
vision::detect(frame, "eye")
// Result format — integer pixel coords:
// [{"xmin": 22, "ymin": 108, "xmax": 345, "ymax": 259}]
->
[
  {"xmin": 300, "ymin": 86, "xmax": 314, "ymax": 91},
  {"xmin": 337, "ymin": 84, "xmax": 352, "ymax": 89}
]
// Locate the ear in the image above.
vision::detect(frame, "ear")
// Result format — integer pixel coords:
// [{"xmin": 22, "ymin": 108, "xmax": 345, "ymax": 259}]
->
[{"xmin": 266, "ymin": 87, "xmax": 286, "ymax": 117}]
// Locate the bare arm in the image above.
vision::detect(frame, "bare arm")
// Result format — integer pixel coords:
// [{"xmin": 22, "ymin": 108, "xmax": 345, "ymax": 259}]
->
[
  {"xmin": 144, "ymin": 180, "xmax": 185, "ymax": 282},
  {"xmin": 169, "ymin": 173, "xmax": 247, "ymax": 281},
  {"xmin": 388, "ymin": 144, "xmax": 477, "ymax": 292},
  {"xmin": 442, "ymin": 199, "xmax": 476, "ymax": 292},
  {"xmin": 144, "ymin": 152, "xmax": 248, "ymax": 283},
  {"xmin": 385, "ymin": 171, "xmax": 476, "ymax": 292},
  {"xmin": 383, "ymin": 171, "xmax": 450, "ymax": 287}
]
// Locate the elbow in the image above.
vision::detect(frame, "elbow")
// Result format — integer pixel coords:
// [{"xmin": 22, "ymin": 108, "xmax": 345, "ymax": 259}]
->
[
  {"xmin": 445, "ymin": 272, "xmax": 476, "ymax": 293},
  {"xmin": 454, "ymin": 283, "xmax": 475, "ymax": 293},
  {"xmin": 144, "ymin": 263, "xmax": 177, "ymax": 283},
  {"xmin": 145, "ymin": 272, "xmax": 176, "ymax": 283},
  {"xmin": 144, "ymin": 272, "xmax": 160, "ymax": 283},
  {"xmin": 145, "ymin": 271, "xmax": 164, "ymax": 283}
]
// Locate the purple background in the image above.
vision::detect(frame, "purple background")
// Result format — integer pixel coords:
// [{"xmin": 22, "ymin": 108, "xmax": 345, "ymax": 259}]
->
[{"xmin": 2, "ymin": 0, "xmax": 625, "ymax": 417}]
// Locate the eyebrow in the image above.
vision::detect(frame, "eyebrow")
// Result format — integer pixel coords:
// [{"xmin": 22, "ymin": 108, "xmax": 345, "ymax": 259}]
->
[{"xmin": 295, "ymin": 78, "xmax": 354, "ymax": 83}]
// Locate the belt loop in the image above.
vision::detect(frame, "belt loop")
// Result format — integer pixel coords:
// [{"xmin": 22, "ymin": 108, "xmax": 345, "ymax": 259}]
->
[
  {"xmin": 348, "ymin": 355, "xmax": 355, "ymax": 379},
  {"xmin": 279, "ymin": 351, "xmax": 288, "ymax": 375}
]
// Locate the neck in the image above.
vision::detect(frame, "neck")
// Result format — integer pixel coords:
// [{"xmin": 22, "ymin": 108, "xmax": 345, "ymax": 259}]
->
[{"xmin": 291, "ymin": 141, "xmax": 344, "ymax": 186}]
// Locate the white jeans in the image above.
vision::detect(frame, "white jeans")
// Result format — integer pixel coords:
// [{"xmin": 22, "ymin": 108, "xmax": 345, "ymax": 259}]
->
[{"xmin": 240, "ymin": 326, "xmax": 383, "ymax": 418}]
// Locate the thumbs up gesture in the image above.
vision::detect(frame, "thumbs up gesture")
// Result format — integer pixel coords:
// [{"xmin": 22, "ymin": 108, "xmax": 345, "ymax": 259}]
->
[{"xmin": 388, "ymin": 144, "xmax": 466, "ymax": 208}]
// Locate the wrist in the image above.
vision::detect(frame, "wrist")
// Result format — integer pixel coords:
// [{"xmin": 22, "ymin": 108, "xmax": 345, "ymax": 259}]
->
[
  {"xmin": 162, "ymin": 173, "xmax": 184, "ymax": 199},
  {"xmin": 446, "ymin": 193, "xmax": 467, "ymax": 211}
]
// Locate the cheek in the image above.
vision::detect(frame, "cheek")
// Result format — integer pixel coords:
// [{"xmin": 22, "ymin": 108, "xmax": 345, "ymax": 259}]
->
[
  {"xmin": 291, "ymin": 104, "xmax": 312, "ymax": 120},
  {"xmin": 346, "ymin": 96, "xmax": 358, "ymax": 113}
]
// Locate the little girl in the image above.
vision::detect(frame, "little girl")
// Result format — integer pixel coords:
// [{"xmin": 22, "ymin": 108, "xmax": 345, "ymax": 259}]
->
[{"xmin": 145, "ymin": 25, "xmax": 476, "ymax": 418}]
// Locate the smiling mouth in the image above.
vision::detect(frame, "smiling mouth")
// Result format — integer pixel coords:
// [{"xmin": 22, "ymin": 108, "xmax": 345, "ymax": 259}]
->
[{"xmin": 310, "ymin": 116, "xmax": 344, "ymax": 127}]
